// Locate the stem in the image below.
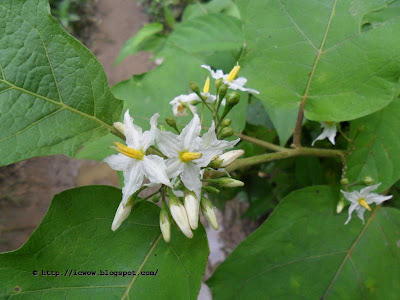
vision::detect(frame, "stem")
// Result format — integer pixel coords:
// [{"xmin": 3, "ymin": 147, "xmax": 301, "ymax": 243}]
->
[
  {"xmin": 144, "ymin": 188, "xmax": 162, "ymax": 201},
  {"xmin": 292, "ymin": 102, "xmax": 305, "ymax": 148},
  {"xmin": 235, "ymin": 132, "xmax": 287, "ymax": 152},
  {"xmin": 226, "ymin": 147, "xmax": 344, "ymax": 172},
  {"xmin": 110, "ymin": 127, "xmax": 125, "ymax": 140}
]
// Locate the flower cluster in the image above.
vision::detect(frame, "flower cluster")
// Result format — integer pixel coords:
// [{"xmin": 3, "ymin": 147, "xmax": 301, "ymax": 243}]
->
[{"xmin": 104, "ymin": 64, "xmax": 255, "ymax": 242}]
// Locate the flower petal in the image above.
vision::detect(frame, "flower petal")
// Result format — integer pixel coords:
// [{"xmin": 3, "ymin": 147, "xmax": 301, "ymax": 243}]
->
[
  {"xmin": 366, "ymin": 193, "xmax": 392, "ymax": 205},
  {"xmin": 356, "ymin": 206, "xmax": 367, "ymax": 224},
  {"xmin": 123, "ymin": 110, "xmax": 143, "ymax": 149},
  {"xmin": 165, "ymin": 157, "xmax": 184, "ymax": 178},
  {"xmin": 345, "ymin": 203, "xmax": 358, "ymax": 225},
  {"xmin": 180, "ymin": 114, "xmax": 202, "ymax": 150},
  {"xmin": 121, "ymin": 161, "xmax": 145, "ymax": 205},
  {"xmin": 142, "ymin": 155, "xmax": 172, "ymax": 187},
  {"xmin": 359, "ymin": 183, "xmax": 381, "ymax": 195},
  {"xmin": 201, "ymin": 64, "xmax": 223, "ymax": 79},
  {"xmin": 104, "ymin": 153, "xmax": 133, "ymax": 172},
  {"xmin": 151, "ymin": 114, "xmax": 181, "ymax": 157},
  {"xmin": 181, "ymin": 163, "xmax": 202, "ymax": 199},
  {"xmin": 341, "ymin": 190, "xmax": 359, "ymax": 204}
]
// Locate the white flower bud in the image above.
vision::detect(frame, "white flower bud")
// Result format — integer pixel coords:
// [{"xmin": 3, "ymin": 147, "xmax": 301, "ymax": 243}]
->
[
  {"xmin": 219, "ymin": 150, "xmax": 244, "ymax": 167},
  {"xmin": 160, "ymin": 208, "xmax": 171, "ymax": 243},
  {"xmin": 113, "ymin": 122, "xmax": 126, "ymax": 136},
  {"xmin": 184, "ymin": 191, "xmax": 200, "ymax": 230},
  {"xmin": 207, "ymin": 177, "xmax": 244, "ymax": 187},
  {"xmin": 201, "ymin": 196, "xmax": 219, "ymax": 230},
  {"xmin": 111, "ymin": 201, "xmax": 132, "ymax": 231},
  {"xmin": 336, "ymin": 199, "xmax": 345, "ymax": 214},
  {"xmin": 168, "ymin": 192, "xmax": 193, "ymax": 238}
]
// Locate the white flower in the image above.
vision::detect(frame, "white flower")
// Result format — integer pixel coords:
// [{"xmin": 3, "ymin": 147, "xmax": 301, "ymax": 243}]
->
[
  {"xmin": 184, "ymin": 191, "xmax": 200, "ymax": 230},
  {"xmin": 170, "ymin": 93, "xmax": 199, "ymax": 117},
  {"xmin": 104, "ymin": 110, "xmax": 172, "ymax": 206},
  {"xmin": 111, "ymin": 201, "xmax": 132, "ymax": 231},
  {"xmin": 151, "ymin": 114, "xmax": 239, "ymax": 198},
  {"xmin": 201, "ymin": 64, "xmax": 259, "ymax": 94},
  {"xmin": 341, "ymin": 183, "xmax": 392, "ymax": 224},
  {"xmin": 312, "ymin": 122, "xmax": 337, "ymax": 146}
]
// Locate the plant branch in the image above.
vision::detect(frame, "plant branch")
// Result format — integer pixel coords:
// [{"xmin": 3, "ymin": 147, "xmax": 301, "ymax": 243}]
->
[
  {"xmin": 226, "ymin": 147, "xmax": 345, "ymax": 172},
  {"xmin": 235, "ymin": 132, "xmax": 287, "ymax": 152}
]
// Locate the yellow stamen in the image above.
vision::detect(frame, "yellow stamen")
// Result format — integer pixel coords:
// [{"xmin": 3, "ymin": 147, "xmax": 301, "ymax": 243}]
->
[
  {"xmin": 179, "ymin": 151, "xmax": 202, "ymax": 162},
  {"xmin": 113, "ymin": 142, "xmax": 144, "ymax": 160},
  {"xmin": 177, "ymin": 105, "xmax": 185, "ymax": 113},
  {"xmin": 203, "ymin": 76, "xmax": 210, "ymax": 93},
  {"xmin": 227, "ymin": 65, "xmax": 241, "ymax": 82},
  {"xmin": 358, "ymin": 198, "xmax": 371, "ymax": 211}
]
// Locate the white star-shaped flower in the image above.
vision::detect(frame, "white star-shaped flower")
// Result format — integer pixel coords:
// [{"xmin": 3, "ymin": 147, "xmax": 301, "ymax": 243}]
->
[
  {"xmin": 169, "ymin": 93, "xmax": 199, "ymax": 117},
  {"xmin": 104, "ymin": 110, "xmax": 172, "ymax": 206},
  {"xmin": 201, "ymin": 64, "xmax": 259, "ymax": 94},
  {"xmin": 312, "ymin": 122, "xmax": 337, "ymax": 146},
  {"xmin": 151, "ymin": 114, "xmax": 239, "ymax": 198},
  {"xmin": 341, "ymin": 183, "xmax": 392, "ymax": 224}
]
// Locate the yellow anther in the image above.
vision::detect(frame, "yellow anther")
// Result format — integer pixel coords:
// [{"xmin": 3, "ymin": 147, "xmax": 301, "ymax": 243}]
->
[
  {"xmin": 177, "ymin": 105, "xmax": 185, "ymax": 113},
  {"xmin": 179, "ymin": 151, "xmax": 202, "ymax": 162},
  {"xmin": 227, "ymin": 65, "xmax": 241, "ymax": 82},
  {"xmin": 358, "ymin": 198, "xmax": 371, "ymax": 211},
  {"xmin": 203, "ymin": 76, "xmax": 210, "ymax": 93},
  {"xmin": 113, "ymin": 142, "xmax": 144, "ymax": 160}
]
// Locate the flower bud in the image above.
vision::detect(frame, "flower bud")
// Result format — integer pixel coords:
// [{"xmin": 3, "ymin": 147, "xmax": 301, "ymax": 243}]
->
[
  {"xmin": 113, "ymin": 122, "xmax": 126, "ymax": 136},
  {"xmin": 168, "ymin": 190, "xmax": 193, "ymax": 238},
  {"xmin": 201, "ymin": 196, "xmax": 219, "ymax": 230},
  {"xmin": 336, "ymin": 196, "xmax": 346, "ymax": 214},
  {"xmin": 362, "ymin": 176, "xmax": 374, "ymax": 185},
  {"xmin": 111, "ymin": 201, "xmax": 133, "ymax": 231},
  {"xmin": 190, "ymin": 100, "xmax": 202, "ymax": 106},
  {"xmin": 202, "ymin": 186, "xmax": 220, "ymax": 194},
  {"xmin": 184, "ymin": 191, "xmax": 200, "ymax": 230},
  {"xmin": 221, "ymin": 119, "xmax": 232, "ymax": 127},
  {"xmin": 218, "ymin": 84, "xmax": 228, "ymax": 100},
  {"xmin": 340, "ymin": 178, "xmax": 349, "ymax": 185},
  {"xmin": 218, "ymin": 150, "xmax": 244, "ymax": 167},
  {"xmin": 160, "ymin": 202, "xmax": 171, "ymax": 243},
  {"xmin": 226, "ymin": 91, "xmax": 240, "ymax": 106},
  {"xmin": 218, "ymin": 127, "xmax": 234, "ymax": 139},
  {"xmin": 215, "ymin": 78, "xmax": 223, "ymax": 89},
  {"xmin": 205, "ymin": 177, "xmax": 244, "ymax": 188},
  {"xmin": 165, "ymin": 117, "xmax": 180, "ymax": 133},
  {"xmin": 190, "ymin": 81, "xmax": 200, "ymax": 94}
]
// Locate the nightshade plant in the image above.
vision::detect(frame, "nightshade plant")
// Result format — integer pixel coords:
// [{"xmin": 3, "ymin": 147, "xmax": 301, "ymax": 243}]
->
[{"xmin": 0, "ymin": 0, "xmax": 400, "ymax": 299}]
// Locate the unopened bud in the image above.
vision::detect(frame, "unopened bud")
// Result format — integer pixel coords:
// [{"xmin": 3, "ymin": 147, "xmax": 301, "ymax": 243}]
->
[
  {"xmin": 340, "ymin": 178, "xmax": 349, "ymax": 185},
  {"xmin": 218, "ymin": 150, "xmax": 244, "ymax": 167},
  {"xmin": 165, "ymin": 117, "xmax": 176, "ymax": 128},
  {"xmin": 113, "ymin": 122, "xmax": 126, "ymax": 136},
  {"xmin": 202, "ymin": 186, "xmax": 220, "ymax": 194},
  {"xmin": 160, "ymin": 202, "xmax": 171, "ymax": 243},
  {"xmin": 190, "ymin": 81, "xmax": 200, "ymax": 94},
  {"xmin": 111, "ymin": 201, "xmax": 132, "ymax": 231},
  {"xmin": 205, "ymin": 177, "xmax": 244, "ymax": 188},
  {"xmin": 168, "ymin": 190, "xmax": 193, "ymax": 238},
  {"xmin": 218, "ymin": 84, "xmax": 228, "ymax": 100},
  {"xmin": 190, "ymin": 100, "xmax": 202, "ymax": 106},
  {"xmin": 184, "ymin": 191, "xmax": 200, "ymax": 230},
  {"xmin": 362, "ymin": 176, "xmax": 374, "ymax": 185},
  {"xmin": 221, "ymin": 119, "xmax": 232, "ymax": 127},
  {"xmin": 336, "ymin": 197, "xmax": 346, "ymax": 214},
  {"xmin": 219, "ymin": 127, "xmax": 234, "ymax": 139},
  {"xmin": 201, "ymin": 196, "xmax": 219, "ymax": 230},
  {"xmin": 226, "ymin": 91, "xmax": 240, "ymax": 106},
  {"xmin": 215, "ymin": 78, "xmax": 223, "ymax": 89}
]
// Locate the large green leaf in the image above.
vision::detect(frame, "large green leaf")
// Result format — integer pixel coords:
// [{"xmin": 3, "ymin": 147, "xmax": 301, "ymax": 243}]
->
[
  {"xmin": 0, "ymin": 0, "xmax": 122, "ymax": 166},
  {"xmin": 347, "ymin": 98, "xmax": 400, "ymax": 192},
  {"xmin": 208, "ymin": 186, "xmax": 400, "ymax": 299},
  {"xmin": 0, "ymin": 186, "xmax": 209, "ymax": 299},
  {"xmin": 237, "ymin": 0, "xmax": 400, "ymax": 122}
]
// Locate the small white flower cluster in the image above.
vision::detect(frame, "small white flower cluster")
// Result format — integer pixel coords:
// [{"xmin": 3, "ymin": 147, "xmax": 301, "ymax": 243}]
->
[
  {"xmin": 169, "ymin": 64, "xmax": 259, "ymax": 117},
  {"xmin": 104, "ymin": 110, "xmax": 244, "ymax": 242}
]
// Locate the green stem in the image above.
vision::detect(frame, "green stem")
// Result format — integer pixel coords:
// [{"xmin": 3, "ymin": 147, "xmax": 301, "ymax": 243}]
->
[
  {"xmin": 226, "ymin": 147, "xmax": 345, "ymax": 172},
  {"xmin": 235, "ymin": 132, "xmax": 287, "ymax": 152}
]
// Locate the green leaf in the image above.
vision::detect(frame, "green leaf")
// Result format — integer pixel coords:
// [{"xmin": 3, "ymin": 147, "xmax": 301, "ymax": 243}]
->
[
  {"xmin": 208, "ymin": 186, "xmax": 400, "ymax": 299},
  {"xmin": 115, "ymin": 23, "xmax": 164, "ymax": 65},
  {"xmin": 347, "ymin": 98, "xmax": 400, "ymax": 192},
  {"xmin": 0, "ymin": 0, "xmax": 122, "ymax": 166},
  {"xmin": 182, "ymin": 0, "xmax": 237, "ymax": 21},
  {"xmin": 0, "ymin": 186, "xmax": 209, "ymax": 299},
  {"xmin": 237, "ymin": 0, "xmax": 400, "ymax": 122}
]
